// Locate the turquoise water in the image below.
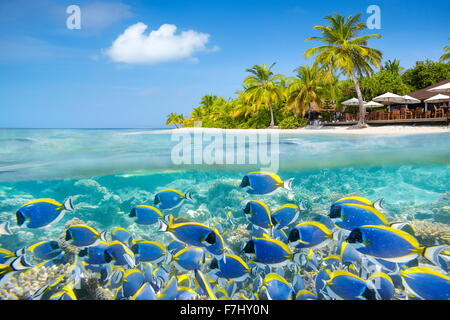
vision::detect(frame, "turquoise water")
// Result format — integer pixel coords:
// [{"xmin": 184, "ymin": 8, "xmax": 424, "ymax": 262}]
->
[{"xmin": 0, "ymin": 128, "xmax": 449, "ymax": 300}]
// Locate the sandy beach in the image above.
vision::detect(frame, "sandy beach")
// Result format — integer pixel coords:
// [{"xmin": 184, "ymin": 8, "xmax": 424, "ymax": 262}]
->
[{"xmin": 126, "ymin": 125, "xmax": 450, "ymax": 136}]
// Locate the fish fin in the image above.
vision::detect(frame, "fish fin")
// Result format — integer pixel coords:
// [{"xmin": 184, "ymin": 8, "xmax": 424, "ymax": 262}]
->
[
  {"xmin": 298, "ymin": 202, "xmax": 307, "ymax": 211},
  {"xmin": 158, "ymin": 219, "xmax": 169, "ymax": 232},
  {"xmin": 422, "ymin": 245, "xmax": 449, "ymax": 265},
  {"xmin": 373, "ymin": 198, "xmax": 384, "ymax": 212},
  {"xmin": 99, "ymin": 231, "xmax": 108, "ymax": 242},
  {"xmin": 184, "ymin": 192, "xmax": 194, "ymax": 201},
  {"xmin": 283, "ymin": 178, "xmax": 294, "ymax": 190},
  {"xmin": 164, "ymin": 251, "xmax": 172, "ymax": 265},
  {"xmin": 123, "ymin": 253, "xmax": 136, "ymax": 268},
  {"xmin": 63, "ymin": 197, "xmax": 75, "ymax": 211}
]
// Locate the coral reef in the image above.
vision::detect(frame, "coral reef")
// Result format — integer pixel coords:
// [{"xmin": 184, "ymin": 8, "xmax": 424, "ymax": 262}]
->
[{"xmin": 410, "ymin": 220, "xmax": 450, "ymax": 246}]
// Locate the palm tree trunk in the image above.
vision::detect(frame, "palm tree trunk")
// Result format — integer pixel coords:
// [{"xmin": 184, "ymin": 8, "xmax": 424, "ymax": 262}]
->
[
  {"xmin": 350, "ymin": 74, "xmax": 367, "ymax": 128},
  {"xmin": 269, "ymin": 102, "xmax": 275, "ymax": 128}
]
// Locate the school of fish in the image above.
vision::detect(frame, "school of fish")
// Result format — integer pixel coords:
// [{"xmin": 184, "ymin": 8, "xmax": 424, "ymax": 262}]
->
[{"xmin": 0, "ymin": 171, "xmax": 449, "ymax": 300}]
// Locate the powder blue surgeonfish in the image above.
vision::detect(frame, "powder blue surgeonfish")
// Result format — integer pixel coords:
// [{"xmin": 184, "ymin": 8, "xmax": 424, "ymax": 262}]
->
[
  {"xmin": 240, "ymin": 171, "xmax": 294, "ymax": 195},
  {"xmin": 262, "ymin": 273, "xmax": 293, "ymax": 300},
  {"xmin": 130, "ymin": 282, "xmax": 157, "ymax": 300},
  {"xmin": 243, "ymin": 234, "xmax": 296, "ymax": 267},
  {"xmin": 159, "ymin": 215, "xmax": 225, "ymax": 259},
  {"xmin": 346, "ymin": 225, "xmax": 440, "ymax": 263},
  {"xmin": 129, "ymin": 205, "xmax": 164, "ymax": 225},
  {"xmin": 104, "ymin": 241, "xmax": 136, "ymax": 267},
  {"xmin": 295, "ymin": 290, "xmax": 317, "ymax": 300},
  {"xmin": 122, "ymin": 269, "xmax": 145, "ymax": 298},
  {"xmin": 329, "ymin": 202, "xmax": 389, "ymax": 230},
  {"xmin": 27, "ymin": 241, "xmax": 61, "ymax": 260},
  {"xmin": 78, "ymin": 242, "xmax": 109, "ymax": 265},
  {"xmin": 65, "ymin": 224, "xmax": 105, "ymax": 247},
  {"xmin": 154, "ymin": 189, "xmax": 193, "ymax": 210},
  {"xmin": 331, "ymin": 196, "xmax": 384, "ymax": 213},
  {"xmin": 243, "ymin": 200, "xmax": 275, "ymax": 230},
  {"xmin": 400, "ymin": 267, "xmax": 450, "ymax": 300},
  {"xmin": 111, "ymin": 227, "xmax": 133, "ymax": 246},
  {"xmin": 172, "ymin": 247, "xmax": 204, "ymax": 272},
  {"xmin": 16, "ymin": 198, "xmax": 74, "ymax": 229},
  {"xmin": 209, "ymin": 253, "xmax": 251, "ymax": 282},
  {"xmin": 325, "ymin": 270, "xmax": 369, "ymax": 300},
  {"xmin": 271, "ymin": 203, "xmax": 304, "ymax": 229},
  {"xmin": 288, "ymin": 222, "xmax": 333, "ymax": 249},
  {"xmin": 131, "ymin": 240, "xmax": 170, "ymax": 264},
  {"xmin": 367, "ymin": 272, "xmax": 395, "ymax": 300}
]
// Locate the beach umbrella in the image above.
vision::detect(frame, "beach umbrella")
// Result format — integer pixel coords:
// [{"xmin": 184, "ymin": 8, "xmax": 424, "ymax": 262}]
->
[
  {"xmin": 341, "ymin": 97, "xmax": 364, "ymax": 106},
  {"xmin": 363, "ymin": 101, "xmax": 384, "ymax": 108},
  {"xmin": 427, "ymin": 84, "xmax": 450, "ymax": 109},
  {"xmin": 427, "ymin": 82, "xmax": 450, "ymax": 93},
  {"xmin": 424, "ymin": 93, "xmax": 450, "ymax": 103},
  {"xmin": 373, "ymin": 92, "xmax": 404, "ymax": 111},
  {"xmin": 402, "ymin": 95, "xmax": 420, "ymax": 104}
]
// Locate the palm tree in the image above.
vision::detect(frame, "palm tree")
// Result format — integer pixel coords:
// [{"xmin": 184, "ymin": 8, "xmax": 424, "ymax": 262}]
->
[
  {"xmin": 166, "ymin": 112, "xmax": 184, "ymax": 128},
  {"xmin": 305, "ymin": 13, "xmax": 382, "ymax": 127},
  {"xmin": 382, "ymin": 59, "xmax": 404, "ymax": 74},
  {"xmin": 286, "ymin": 65, "xmax": 324, "ymax": 120},
  {"xmin": 243, "ymin": 63, "xmax": 286, "ymax": 128},
  {"xmin": 440, "ymin": 39, "xmax": 450, "ymax": 62}
]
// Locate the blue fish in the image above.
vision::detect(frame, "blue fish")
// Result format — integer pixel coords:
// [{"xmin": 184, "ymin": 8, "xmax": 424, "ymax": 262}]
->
[
  {"xmin": 240, "ymin": 171, "xmax": 294, "ymax": 195},
  {"xmin": 157, "ymin": 276, "xmax": 178, "ymax": 300},
  {"xmin": 331, "ymin": 196, "xmax": 384, "ymax": 212},
  {"xmin": 129, "ymin": 205, "xmax": 164, "ymax": 225},
  {"xmin": 400, "ymin": 267, "xmax": 450, "ymax": 300},
  {"xmin": 78, "ymin": 242, "xmax": 109, "ymax": 265},
  {"xmin": 122, "ymin": 269, "xmax": 145, "ymax": 298},
  {"xmin": 130, "ymin": 282, "xmax": 157, "ymax": 300},
  {"xmin": 27, "ymin": 241, "xmax": 61, "ymax": 260},
  {"xmin": 326, "ymin": 271, "xmax": 368, "ymax": 300},
  {"xmin": 295, "ymin": 290, "xmax": 317, "ymax": 300},
  {"xmin": 367, "ymin": 272, "xmax": 395, "ymax": 300},
  {"xmin": 271, "ymin": 204, "xmax": 303, "ymax": 229},
  {"xmin": 0, "ymin": 222, "xmax": 12, "ymax": 236},
  {"xmin": 104, "ymin": 241, "xmax": 136, "ymax": 267},
  {"xmin": 65, "ymin": 224, "xmax": 104, "ymax": 247},
  {"xmin": 131, "ymin": 240, "xmax": 169, "ymax": 264},
  {"xmin": 262, "ymin": 273, "xmax": 293, "ymax": 300},
  {"xmin": 16, "ymin": 198, "xmax": 74, "ymax": 229},
  {"xmin": 159, "ymin": 215, "xmax": 225, "ymax": 258},
  {"xmin": 288, "ymin": 222, "xmax": 333, "ymax": 249},
  {"xmin": 154, "ymin": 189, "xmax": 193, "ymax": 210},
  {"xmin": 172, "ymin": 247, "xmax": 204, "ymax": 272},
  {"xmin": 329, "ymin": 202, "xmax": 389, "ymax": 230},
  {"xmin": 347, "ymin": 225, "xmax": 438, "ymax": 263},
  {"xmin": 243, "ymin": 234, "xmax": 295, "ymax": 267},
  {"xmin": 111, "ymin": 227, "xmax": 133, "ymax": 246},
  {"xmin": 209, "ymin": 254, "xmax": 251, "ymax": 282},
  {"xmin": 243, "ymin": 200, "xmax": 275, "ymax": 229}
]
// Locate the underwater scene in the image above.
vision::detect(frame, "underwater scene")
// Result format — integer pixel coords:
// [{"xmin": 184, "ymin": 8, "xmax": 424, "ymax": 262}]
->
[{"xmin": 0, "ymin": 129, "xmax": 449, "ymax": 300}]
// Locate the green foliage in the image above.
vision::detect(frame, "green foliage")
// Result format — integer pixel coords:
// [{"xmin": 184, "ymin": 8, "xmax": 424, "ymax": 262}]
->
[
  {"xmin": 402, "ymin": 60, "xmax": 450, "ymax": 90},
  {"xmin": 361, "ymin": 70, "xmax": 412, "ymax": 100},
  {"xmin": 165, "ymin": 14, "xmax": 448, "ymax": 129},
  {"xmin": 278, "ymin": 116, "xmax": 308, "ymax": 129}
]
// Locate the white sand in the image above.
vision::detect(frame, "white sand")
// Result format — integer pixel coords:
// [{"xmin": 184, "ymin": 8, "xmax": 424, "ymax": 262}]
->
[{"xmin": 127, "ymin": 125, "xmax": 450, "ymax": 136}]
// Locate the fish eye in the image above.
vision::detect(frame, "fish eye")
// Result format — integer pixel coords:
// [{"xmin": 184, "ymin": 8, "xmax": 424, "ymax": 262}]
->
[
  {"xmin": 129, "ymin": 209, "xmax": 136, "ymax": 218},
  {"xmin": 288, "ymin": 228, "xmax": 300, "ymax": 243},
  {"xmin": 153, "ymin": 196, "xmax": 160, "ymax": 205},
  {"xmin": 243, "ymin": 203, "xmax": 251, "ymax": 214}
]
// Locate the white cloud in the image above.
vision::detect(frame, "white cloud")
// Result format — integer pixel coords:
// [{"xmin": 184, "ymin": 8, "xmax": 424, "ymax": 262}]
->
[{"xmin": 105, "ymin": 22, "xmax": 216, "ymax": 64}]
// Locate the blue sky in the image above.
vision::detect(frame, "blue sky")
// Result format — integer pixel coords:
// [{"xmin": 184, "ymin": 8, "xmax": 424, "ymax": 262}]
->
[{"xmin": 0, "ymin": 0, "xmax": 449, "ymax": 128}]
